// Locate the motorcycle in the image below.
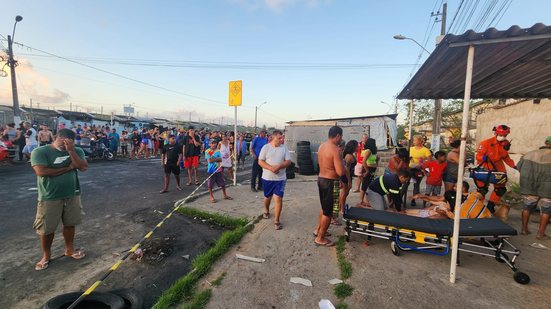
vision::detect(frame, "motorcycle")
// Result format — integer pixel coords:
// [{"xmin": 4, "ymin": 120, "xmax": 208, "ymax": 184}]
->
[{"xmin": 77, "ymin": 138, "xmax": 114, "ymax": 161}]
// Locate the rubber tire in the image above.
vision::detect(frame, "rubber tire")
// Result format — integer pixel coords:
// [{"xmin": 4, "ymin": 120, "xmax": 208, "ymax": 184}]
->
[
  {"xmin": 109, "ymin": 288, "xmax": 144, "ymax": 309},
  {"xmin": 513, "ymin": 271, "xmax": 530, "ymax": 285},
  {"xmin": 43, "ymin": 291, "xmax": 125, "ymax": 309},
  {"xmin": 105, "ymin": 151, "xmax": 115, "ymax": 161},
  {"xmin": 391, "ymin": 241, "xmax": 401, "ymax": 256}
]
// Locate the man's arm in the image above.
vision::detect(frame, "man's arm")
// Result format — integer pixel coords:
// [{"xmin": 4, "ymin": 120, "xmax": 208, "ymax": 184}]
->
[
  {"xmin": 33, "ymin": 165, "xmax": 75, "ymax": 177},
  {"xmin": 412, "ymin": 194, "xmax": 446, "ymax": 202},
  {"xmin": 334, "ymin": 147, "xmax": 345, "ymax": 177},
  {"xmin": 65, "ymin": 140, "xmax": 88, "ymax": 171}
]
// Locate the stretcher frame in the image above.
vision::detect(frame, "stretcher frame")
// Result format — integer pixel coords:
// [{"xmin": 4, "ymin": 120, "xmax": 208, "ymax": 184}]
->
[{"xmin": 343, "ymin": 217, "xmax": 531, "ymax": 284}]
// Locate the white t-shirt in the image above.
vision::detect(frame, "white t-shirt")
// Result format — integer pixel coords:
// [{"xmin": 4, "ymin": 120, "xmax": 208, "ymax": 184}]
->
[
  {"xmin": 220, "ymin": 143, "xmax": 232, "ymax": 168},
  {"xmin": 26, "ymin": 128, "xmax": 38, "ymax": 146},
  {"xmin": 259, "ymin": 143, "xmax": 291, "ymax": 181}
]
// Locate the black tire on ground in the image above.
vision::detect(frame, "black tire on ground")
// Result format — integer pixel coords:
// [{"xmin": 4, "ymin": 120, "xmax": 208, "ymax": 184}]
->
[
  {"xmin": 513, "ymin": 271, "xmax": 530, "ymax": 285},
  {"xmin": 43, "ymin": 291, "xmax": 125, "ymax": 309},
  {"xmin": 299, "ymin": 167, "xmax": 316, "ymax": 175},
  {"xmin": 109, "ymin": 288, "xmax": 144, "ymax": 309},
  {"xmin": 296, "ymin": 141, "xmax": 310, "ymax": 146}
]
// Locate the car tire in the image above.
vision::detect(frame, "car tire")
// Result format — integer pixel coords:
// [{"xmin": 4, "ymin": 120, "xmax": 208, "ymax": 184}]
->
[{"xmin": 43, "ymin": 291, "xmax": 125, "ymax": 309}]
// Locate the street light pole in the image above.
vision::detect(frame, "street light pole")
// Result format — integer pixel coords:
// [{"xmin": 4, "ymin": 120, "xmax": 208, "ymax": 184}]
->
[
  {"xmin": 7, "ymin": 15, "xmax": 23, "ymax": 123},
  {"xmin": 254, "ymin": 101, "xmax": 267, "ymax": 134},
  {"xmin": 393, "ymin": 35, "xmax": 430, "ymax": 55}
]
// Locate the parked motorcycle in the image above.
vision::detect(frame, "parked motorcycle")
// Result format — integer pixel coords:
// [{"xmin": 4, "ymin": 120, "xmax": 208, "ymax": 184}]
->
[{"xmin": 77, "ymin": 138, "xmax": 114, "ymax": 161}]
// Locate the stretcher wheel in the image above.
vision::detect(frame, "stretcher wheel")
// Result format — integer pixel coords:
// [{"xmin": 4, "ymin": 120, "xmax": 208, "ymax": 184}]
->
[
  {"xmin": 513, "ymin": 271, "xmax": 530, "ymax": 285},
  {"xmin": 495, "ymin": 253, "xmax": 509, "ymax": 263},
  {"xmin": 391, "ymin": 241, "xmax": 401, "ymax": 256}
]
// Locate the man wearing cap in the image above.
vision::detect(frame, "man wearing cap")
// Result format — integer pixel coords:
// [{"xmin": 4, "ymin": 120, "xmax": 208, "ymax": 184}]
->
[
  {"xmin": 475, "ymin": 125, "xmax": 517, "ymax": 213},
  {"xmin": 30, "ymin": 128, "xmax": 88, "ymax": 271},
  {"xmin": 250, "ymin": 129, "xmax": 268, "ymax": 192},
  {"xmin": 519, "ymin": 136, "xmax": 551, "ymax": 240}
]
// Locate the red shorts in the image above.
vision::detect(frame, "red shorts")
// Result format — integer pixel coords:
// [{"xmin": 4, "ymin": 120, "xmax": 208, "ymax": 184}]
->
[{"xmin": 184, "ymin": 156, "xmax": 199, "ymax": 168}]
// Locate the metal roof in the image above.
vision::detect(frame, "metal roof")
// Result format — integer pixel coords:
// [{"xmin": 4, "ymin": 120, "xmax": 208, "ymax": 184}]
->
[
  {"xmin": 397, "ymin": 23, "xmax": 551, "ymax": 100},
  {"xmin": 287, "ymin": 113, "xmax": 398, "ymax": 124}
]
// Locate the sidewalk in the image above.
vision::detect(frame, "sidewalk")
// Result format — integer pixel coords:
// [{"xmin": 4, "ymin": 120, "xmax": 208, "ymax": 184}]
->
[
  {"xmin": 185, "ymin": 175, "xmax": 551, "ymax": 309},
  {"xmin": 187, "ymin": 175, "xmax": 343, "ymax": 308}
]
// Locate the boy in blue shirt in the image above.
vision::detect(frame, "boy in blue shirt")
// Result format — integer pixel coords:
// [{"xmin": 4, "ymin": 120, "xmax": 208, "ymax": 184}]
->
[{"xmin": 205, "ymin": 140, "xmax": 232, "ymax": 203}]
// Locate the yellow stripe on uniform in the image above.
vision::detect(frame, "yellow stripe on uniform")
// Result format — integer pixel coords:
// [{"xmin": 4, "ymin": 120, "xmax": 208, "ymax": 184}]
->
[
  {"xmin": 83, "ymin": 281, "xmax": 102, "ymax": 295},
  {"xmin": 110, "ymin": 260, "xmax": 123, "ymax": 271}
]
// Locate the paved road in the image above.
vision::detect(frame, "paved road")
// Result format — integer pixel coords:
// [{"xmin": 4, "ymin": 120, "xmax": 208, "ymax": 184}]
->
[{"xmin": 0, "ymin": 157, "xmax": 253, "ymax": 308}]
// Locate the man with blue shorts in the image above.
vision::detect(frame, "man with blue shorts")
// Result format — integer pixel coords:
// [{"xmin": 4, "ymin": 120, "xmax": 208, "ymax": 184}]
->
[{"xmin": 258, "ymin": 130, "xmax": 291, "ymax": 230}]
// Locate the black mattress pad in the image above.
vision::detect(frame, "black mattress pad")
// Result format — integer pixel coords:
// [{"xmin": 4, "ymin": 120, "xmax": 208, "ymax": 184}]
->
[{"xmin": 344, "ymin": 207, "xmax": 517, "ymax": 237}]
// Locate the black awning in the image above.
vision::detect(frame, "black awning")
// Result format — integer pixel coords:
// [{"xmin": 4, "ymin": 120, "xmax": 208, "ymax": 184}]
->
[{"xmin": 397, "ymin": 23, "xmax": 551, "ymax": 100}]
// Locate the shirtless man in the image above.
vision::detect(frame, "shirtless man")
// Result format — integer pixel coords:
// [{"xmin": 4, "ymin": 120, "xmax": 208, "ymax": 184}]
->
[
  {"xmin": 38, "ymin": 125, "xmax": 55, "ymax": 146},
  {"xmin": 314, "ymin": 126, "xmax": 345, "ymax": 247}
]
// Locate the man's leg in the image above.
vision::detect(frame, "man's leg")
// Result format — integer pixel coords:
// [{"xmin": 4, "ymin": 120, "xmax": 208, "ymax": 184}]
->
[
  {"xmin": 161, "ymin": 173, "xmax": 170, "ymax": 192},
  {"xmin": 209, "ymin": 187, "xmax": 215, "ymax": 201},
  {"xmin": 264, "ymin": 196, "xmax": 272, "ymax": 215},
  {"xmin": 251, "ymin": 159, "xmax": 259, "ymax": 190},
  {"xmin": 257, "ymin": 167, "xmax": 263, "ymax": 190},
  {"xmin": 315, "ymin": 213, "xmax": 332, "ymax": 245},
  {"xmin": 274, "ymin": 195, "xmax": 283, "ymax": 225},
  {"xmin": 521, "ymin": 209, "xmax": 531, "ymax": 234},
  {"xmin": 187, "ymin": 161, "xmax": 193, "ymax": 185},
  {"xmin": 38, "ymin": 233, "xmax": 55, "ymax": 264},
  {"xmin": 63, "ymin": 226, "xmax": 77, "ymax": 256},
  {"xmin": 537, "ymin": 213, "xmax": 550, "ymax": 238},
  {"xmin": 174, "ymin": 173, "xmax": 182, "ymax": 190}
]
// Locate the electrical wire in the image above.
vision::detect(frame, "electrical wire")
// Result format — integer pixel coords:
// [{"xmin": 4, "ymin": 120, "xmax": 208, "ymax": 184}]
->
[
  {"xmin": 447, "ymin": 0, "xmax": 466, "ymax": 34},
  {"xmin": 488, "ymin": 0, "xmax": 512, "ymax": 28},
  {"xmin": 493, "ymin": 0, "xmax": 512, "ymax": 27}
]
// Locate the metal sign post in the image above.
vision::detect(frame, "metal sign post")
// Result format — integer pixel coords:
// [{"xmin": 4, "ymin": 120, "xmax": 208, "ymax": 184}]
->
[{"xmin": 229, "ymin": 80, "xmax": 242, "ymax": 186}]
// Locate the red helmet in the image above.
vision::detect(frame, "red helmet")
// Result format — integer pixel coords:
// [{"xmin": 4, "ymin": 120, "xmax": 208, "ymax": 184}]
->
[{"xmin": 493, "ymin": 125, "xmax": 510, "ymax": 136}]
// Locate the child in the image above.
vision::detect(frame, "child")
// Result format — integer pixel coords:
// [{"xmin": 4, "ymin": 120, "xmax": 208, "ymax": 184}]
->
[
  {"xmin": 205, "ymin": 140, "xmax": 232, "ymax": 203},
  {"xmin": 422, "ymin": 150, "xmax": 448, "ymax": 201}
]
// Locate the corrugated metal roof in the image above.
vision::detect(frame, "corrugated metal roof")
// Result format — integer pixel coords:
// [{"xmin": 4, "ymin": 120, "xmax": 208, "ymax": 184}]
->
[
  {"xmin": 287, "ymin": 113, "xmax": 398, "ymax": 124},
  {"xmin": 397, "ymin": 23, "xmax": 551, "ymax": 99}
]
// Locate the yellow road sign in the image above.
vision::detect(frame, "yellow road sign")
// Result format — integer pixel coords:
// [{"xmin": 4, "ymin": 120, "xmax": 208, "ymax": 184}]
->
[{"xmin": 228, "ymin": 80, "xmax": 242, "ymax": 106}]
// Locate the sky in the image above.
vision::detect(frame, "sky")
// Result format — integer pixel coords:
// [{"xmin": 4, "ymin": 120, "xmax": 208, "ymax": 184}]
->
[{"xmin": 1, "ymin": 0, "xmax": 550, "ymax": 128}]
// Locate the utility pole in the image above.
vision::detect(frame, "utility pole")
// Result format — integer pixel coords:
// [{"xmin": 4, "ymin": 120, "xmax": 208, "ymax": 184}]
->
[
  {"xmin": 431, "ymin": 0, "xmax": 446, "ymax": 151},
  {"xmin": 254, "ymin": 101, "xmax": 267, "ymax": 133},
  {"xmin": 70, "ymin": 102, "xmax": 73, "ymax": 112}
]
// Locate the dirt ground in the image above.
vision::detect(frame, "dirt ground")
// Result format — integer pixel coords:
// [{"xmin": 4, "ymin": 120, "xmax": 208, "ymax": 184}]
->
[
  {"xmin": 186, "ymin": 175, "xmax": 551, "ymax": 309},
  {"xmin": 0, "ymin": 159, "xmax": 252, "ymax": 308}
]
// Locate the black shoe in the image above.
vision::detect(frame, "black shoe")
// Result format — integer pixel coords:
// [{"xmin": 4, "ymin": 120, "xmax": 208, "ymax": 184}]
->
[
  {"xmin": 257, "ymin": 187, "xmax": 263, "ymax": 191},
  {"xmin": 251, "ymin": 187, "xmax": 258, "ymax": 192}
]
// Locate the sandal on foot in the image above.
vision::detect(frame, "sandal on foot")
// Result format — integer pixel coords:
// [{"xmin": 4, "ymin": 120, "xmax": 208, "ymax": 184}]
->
[
  {"xmin": 313, "ymin": 231, "xmax": 331, "ymax": 237},
  {"xmin": 314, "ymin": 240, "xmax": 335, "ymax": 247},
  {"xmin": 275, "ymin": 222, "xmax": 283, "ymax": 230},
  {"xmin": 187, "ymin": 182, "xmax": 192, "ymax": 186},
  {"xmin": 224, "ymin": 196, "xmax": 233, "ymax": 200},
  {"xmin": 65, "ymin": 251, "xmax": 85, "ymax": 260},
  {"xmin": 160, "ymin": 190, "xmax": 168, "ymax": 194},
  {"xmin": 262, "ymin": 213, "xmax": 269, "ymax": 219},
  {"xmin": 520, "ymin": 230, "xmax": 531, "ymax": 235},
  {"xmin": 210, "ymin": 199, "xmax": 217, "ymax": 204},
  {"xmin": 35, "ymin": 260, "xmax": 49, "ymax": 271},
  {"xmin": 536, "ymin": 234, "xmax": 549, "ymax": 240},
  {"xmin": 195, "ymin": 181, "xmax": 200, "ymax": 186}
]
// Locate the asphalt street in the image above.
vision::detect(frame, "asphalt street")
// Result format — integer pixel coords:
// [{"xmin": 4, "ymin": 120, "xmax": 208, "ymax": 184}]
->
[{"xmin": 0, "ymin": 157, "xmax": 253, "ymax": 308}]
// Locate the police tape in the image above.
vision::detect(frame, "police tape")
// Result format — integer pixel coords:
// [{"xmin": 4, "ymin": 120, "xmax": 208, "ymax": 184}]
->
[{"xmin": 66, "ymin": 162, "xmax": 226, "ymax": 309}]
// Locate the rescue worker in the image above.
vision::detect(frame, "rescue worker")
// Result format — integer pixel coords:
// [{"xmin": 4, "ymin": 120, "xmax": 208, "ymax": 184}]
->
[{"xmin": 475, "ymin": 125, "xmax": 517, "ymax": 213}]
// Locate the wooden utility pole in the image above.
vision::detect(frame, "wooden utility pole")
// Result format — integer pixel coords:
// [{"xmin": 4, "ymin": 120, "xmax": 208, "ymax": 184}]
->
[{"xmin": 432, "ymin": 0, "xmax": 446, "ymax": 151}]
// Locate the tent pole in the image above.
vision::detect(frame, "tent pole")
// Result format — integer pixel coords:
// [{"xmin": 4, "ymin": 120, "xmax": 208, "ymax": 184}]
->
[
  {"xmin": 450, "ymin": 44, "xmax": 475, "ymax": 283},
  {"xmin": 408, "ymin": 99, "xmax": 414, "ymax": 146}
]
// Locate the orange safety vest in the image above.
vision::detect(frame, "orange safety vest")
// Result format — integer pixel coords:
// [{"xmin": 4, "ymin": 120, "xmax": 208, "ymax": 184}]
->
[
  {"xmin": 459, "ymin": 192, "xmax": 492, "ymax": 219},
  {"xmin": 475, "ymin": 136, "xmax": 515, "ymax": 172}
]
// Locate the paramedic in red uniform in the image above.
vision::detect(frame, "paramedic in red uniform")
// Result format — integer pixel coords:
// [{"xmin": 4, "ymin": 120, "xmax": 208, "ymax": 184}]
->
[{"xmin": 475, "ymin": 125, "xmax": 517, "ymax": 213}]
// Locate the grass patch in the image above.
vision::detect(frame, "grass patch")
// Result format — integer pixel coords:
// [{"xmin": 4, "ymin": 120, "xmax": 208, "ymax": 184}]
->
[
  {"xmin": 334, "ymin": 283, "xmax": 354, "ymax": 299},
  {"xmin": 335, "ymin": 302, "xmax": 349, "ymax": 309},
  {"xmin": 211, "ymin": 272, "xmax": 226, "ymax": 286},
  {"xmin": 177, "ymin": 206, "xmax": 248, "ymax": 228},
  {"xmin": 152, "ymin": 207, "xmax": 252, "ymax": 309},
  {"xmin": 336, "ymin": 236, "xmax": 352, "ymax": 280},
  {"xmin": 182, "ymin": 289, "xmax": 212, "ymax": 309}
]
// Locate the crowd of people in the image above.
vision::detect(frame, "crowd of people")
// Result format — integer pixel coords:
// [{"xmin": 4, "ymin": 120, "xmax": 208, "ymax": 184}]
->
[{"xmin": 311, "ymin": 125, "xmax": 551, "ymax": 247}]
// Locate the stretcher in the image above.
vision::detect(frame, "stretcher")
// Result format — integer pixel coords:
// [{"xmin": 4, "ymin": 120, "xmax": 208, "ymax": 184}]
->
[{"xmin": 343, "ymin": 207, "xmax": 530, "ymax": 284}]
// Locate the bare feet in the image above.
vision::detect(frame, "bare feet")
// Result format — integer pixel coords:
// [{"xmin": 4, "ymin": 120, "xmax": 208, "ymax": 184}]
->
[{"xmin": 160, "ymin": 189, "xmax": 168, "ymax": 194}]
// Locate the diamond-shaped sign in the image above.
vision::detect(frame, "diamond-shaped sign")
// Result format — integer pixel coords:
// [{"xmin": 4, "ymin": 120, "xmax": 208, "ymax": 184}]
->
[{"xmin": 228, "ymin": 80, "xmax": 242, "ymax": 106}]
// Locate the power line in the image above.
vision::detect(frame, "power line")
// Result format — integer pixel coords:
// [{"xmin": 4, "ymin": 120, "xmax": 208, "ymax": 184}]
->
[
  {"xmin": 447, "ymin": 0, "xmax": 466, "ymax": 34},
  {"xmin": 488, "ymin": 0, "xmax": 512, "ymax": 28},
  {"xmin": 11, "ymin": 41, "xmax": 230, "ymax": 107},
  {"xmin": 13, "ymin": 53, "xmax": 417, "ymax": 70}
]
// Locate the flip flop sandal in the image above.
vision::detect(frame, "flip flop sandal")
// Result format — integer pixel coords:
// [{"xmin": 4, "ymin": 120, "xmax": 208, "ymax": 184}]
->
[
  {"xmin": 195, "ymin": 181, "xmax": 200, "ymax": 186},
  {"xmin": 35, "ymin": 260, "xmax": 49, "ymax": 271},
  {"xmin": 262, "ymin": 213, "xmax": 269, "ymax": 219},
  {"xmin": 520, "ymin": 231, "xmax": 531, "ymax": 235},
  {"xmin": 313, "ymin": 232, "xmax": 332, "ymax": 237},
  {"xmin": 314, "ymin": 240, "xmax": 335, "ymax": 247},
  {"xmin": 187, "ymin": 182, "xmax": 192, "ymax": 186},
  {"xmin": 159, "ymin": 190, "xmax": 169, "ymax": 194},
  {"xmin": 224, "ymin": 196, "xmax": 233, "ymax": 200},
  {"xmin": 65, "ymin": 251, "xmax": 86, "ymax": 260},
  {"xmin": 210, "ymin": 199, "xmax": 217, "ymax": 203},
  {"xmin": 275, "ymin": 222, "xmax": 283, "ymax": 230}
]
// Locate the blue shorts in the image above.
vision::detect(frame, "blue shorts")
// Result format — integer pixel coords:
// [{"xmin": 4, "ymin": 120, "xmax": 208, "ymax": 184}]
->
[{"xmin": 262, "ymin": 179, "xmax": 286, "ymax": 198}]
